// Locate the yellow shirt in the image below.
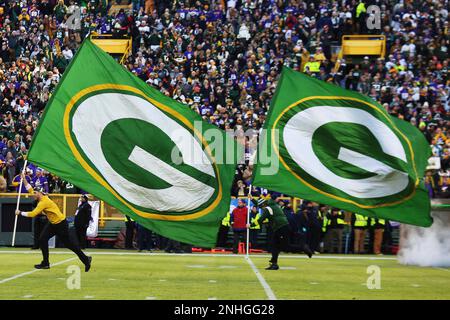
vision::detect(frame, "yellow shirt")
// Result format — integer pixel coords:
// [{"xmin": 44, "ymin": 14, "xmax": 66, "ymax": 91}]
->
[{"xmin": 25, "ymin": 186, "xmax": 65, "ymax": 224}]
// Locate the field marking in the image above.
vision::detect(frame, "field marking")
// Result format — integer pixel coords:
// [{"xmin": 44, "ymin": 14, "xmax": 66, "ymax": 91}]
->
[
  {"xmin": 0, "ymin": 250, "xmax": 397, "ymax": 261},
  {"xmin": 218, "ymin": 265, "xmax": 238, "ymax": 269},
  {"xmin": 245, "ymin": 256, "xmax": 277, "ymax": 301},
  {"xmin": 0, "ymin": 257, "xmax": 76, "ymax": 285},
  {"xmin": 186, "ymin": 265, "xmax": 206, "ymax": 268},
  {"xmin": 435, "ymin": 267, "xmax": 450, "ymax": 272}
]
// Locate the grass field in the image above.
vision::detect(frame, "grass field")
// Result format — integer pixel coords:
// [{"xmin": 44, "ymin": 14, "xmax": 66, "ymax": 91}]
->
[{"xmin": 1, "ymin": 248, "xmax": 449, "ymax": 300}]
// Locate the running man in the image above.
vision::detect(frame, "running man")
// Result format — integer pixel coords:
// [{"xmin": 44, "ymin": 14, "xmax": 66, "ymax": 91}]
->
[
  {"xmin": 250, "ymin": 197, "xmax": 313, "ymax": 270},
  {"xmin": 15, "ymin": 173, "xmax": 92, "ymax": 271}
]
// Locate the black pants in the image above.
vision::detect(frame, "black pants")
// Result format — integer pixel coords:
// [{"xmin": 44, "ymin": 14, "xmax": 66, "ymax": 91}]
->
[
  {"xmin": 137, "ymin": 224, "xmax": 153, "ymax": 250},
  {"xmin": 270, "ymin": 225, "xmax": 290, "ymax": 264},
  {"xmin": 40, "ymin": 220, "xmax": 89, "ymax": 265},
  {"xmin": 249, "ymin": 229, "xmax": 259, "ymax": 249},
  {"xmin": 125, "ymin": 221, "xmax": 135, "ymax": 249},
  {"xmin": 308, "ymin": 226, "xmax": 322, "ymax": 252},
  {"xmin": 75, "ymin": 224, "xmax": 88, "ymax": 249},
  {"xmin": 33, "ymin": 216, "xmax": 47, "ymax": 249},
  {"xmin": 165, "ymin": 239, "xmax": 181, "ymax": 252},
  {"xmin": 216, "ymin": 224, "xmax": 230, "ymax": 247},
  {"xmin": 232, "ymin": 230, "xmax": 246, "ymax": 253}
]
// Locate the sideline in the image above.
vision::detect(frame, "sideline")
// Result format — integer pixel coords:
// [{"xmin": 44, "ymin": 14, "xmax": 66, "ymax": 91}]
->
[{"xmin": 0, "ymin": 250, "xmax": 398, "ymax": 260}]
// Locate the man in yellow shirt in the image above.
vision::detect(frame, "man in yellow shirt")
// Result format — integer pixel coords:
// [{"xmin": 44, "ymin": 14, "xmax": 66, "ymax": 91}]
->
[{"xmin": 15, "ymin": 173, "xmax": 92, "ymax": 271}]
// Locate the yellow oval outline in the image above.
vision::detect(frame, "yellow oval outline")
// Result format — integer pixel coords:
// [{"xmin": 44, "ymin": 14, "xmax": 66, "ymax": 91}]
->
[
  {"xmin": 63, "ymin": 84, "xmax": 222, "ymax": 221},
  {"xmin": 271, "ymin": 96, "xmax": 418, "ymax": 209}
]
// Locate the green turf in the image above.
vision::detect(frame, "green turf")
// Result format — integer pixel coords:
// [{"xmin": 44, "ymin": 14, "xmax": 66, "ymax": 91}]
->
[{"xmin": 0, "ymin": 248, "xmax": 449, "ymax": 300}]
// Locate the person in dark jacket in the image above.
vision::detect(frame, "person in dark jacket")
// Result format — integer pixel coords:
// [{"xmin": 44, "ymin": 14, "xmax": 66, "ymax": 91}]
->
[
  {"xmin": 74, "ymin": 194, "xmax": 92, "ymax": 249},
  {"xmin": 125, "ymin": 215, "xmax": 135, "ymax": 249},
  {"xmin": 307, "ymin": 202, "xmax": 323, "ymax": 254},
  {"xmin": 137, "ymin": 223, "xmax": 153, "ymax": 252},
  {"xmin": 278, "ymin": 199, "xmax": 298, "ymax": 247},
  {"xmin": 296, "ymin": 201, "xmax": 322, "ymax": 254}
]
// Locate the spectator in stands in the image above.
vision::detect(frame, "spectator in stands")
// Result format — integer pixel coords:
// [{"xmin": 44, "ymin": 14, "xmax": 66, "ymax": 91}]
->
[
  {"xmin": 32, "ymin": 168, "xmax": 49, "ymax": 194},
  {"xmin": 11, "ymin": 167, "xmax": 33, "ymax": 192},
  {"xmin": 0, "ymin": 175, "xmax": 6, "ymax": 192},
  {"xmin": 3, "ymin": 151, "xmax": 16, "ymax": 190}
]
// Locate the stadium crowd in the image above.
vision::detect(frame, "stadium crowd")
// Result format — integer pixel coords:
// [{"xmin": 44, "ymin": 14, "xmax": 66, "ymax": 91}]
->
[
  {"xmin": 0, "ymin": 0, "xmax": 449, "ymax": 196},
  {"xmin": 0, "ymin": 0, "xmax": 448, "ymax": 252}
]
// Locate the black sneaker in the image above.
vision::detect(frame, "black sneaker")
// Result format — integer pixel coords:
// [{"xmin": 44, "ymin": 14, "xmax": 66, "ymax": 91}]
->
[
  {"xmin": 303, "ymin": 244, "xmax": 314, "ymax": 258},
  {"xmin": 265, "ymin": 263, "xmax": 279, "ymax": 270},
  {"xmin": 34, "ymin": 262, "xmax": 50, "ymax": 269},
  {"xmin": 84, "ymin": 256, "xmax": 92, "ymax": 272}
]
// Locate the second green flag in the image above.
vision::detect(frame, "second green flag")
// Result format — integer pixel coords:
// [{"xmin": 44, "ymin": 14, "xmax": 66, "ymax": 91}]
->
[{"xmin": 253, "ymin": 67, "xmax": 432, "ymax": 227}]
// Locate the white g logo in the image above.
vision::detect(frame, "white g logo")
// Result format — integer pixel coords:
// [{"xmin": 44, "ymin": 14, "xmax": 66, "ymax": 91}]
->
[
  {"xmin": 71, "ymin": 92, "xmax": 217, "ymax": 212},
  {"xmin": 283, "ymin": 106, "xmax": 409, "ymax": 199}
]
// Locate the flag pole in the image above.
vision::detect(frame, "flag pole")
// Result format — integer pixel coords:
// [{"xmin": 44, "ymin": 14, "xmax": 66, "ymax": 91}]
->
[
  {"xmin": 12, "ymin": 160, "xmax": 28, "ymax": 247},
  {"xmin": 246, "ymin": 184, "xmax": 252, "ymax": 258}
]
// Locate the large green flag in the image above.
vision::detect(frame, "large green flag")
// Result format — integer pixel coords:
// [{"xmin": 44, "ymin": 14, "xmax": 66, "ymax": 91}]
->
[
  {"xmin": 28, "ymin": 39, "xmax": 241, "ymax": 247},
  {"xmin": 253, "ymin": 67, "xmax": 432, "ymax": 227}
]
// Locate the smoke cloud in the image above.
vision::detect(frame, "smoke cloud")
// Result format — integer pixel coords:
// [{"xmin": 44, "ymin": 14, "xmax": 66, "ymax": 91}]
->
[{"xmin": 397, "ymin": 212, "xmax": 450, "ymax": 267}]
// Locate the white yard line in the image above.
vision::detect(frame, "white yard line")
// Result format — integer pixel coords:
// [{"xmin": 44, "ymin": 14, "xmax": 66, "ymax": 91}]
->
[
  {"xmin": 0, "ymin": 250, "xmax": 398, "ymax": 260},
  {"xmin": 245, "ymin": 256, "xmax": 277, "ymax": 301},
  {"xmin": 0, "ymin": 257, "xmax": 76, "ymax": 284}
]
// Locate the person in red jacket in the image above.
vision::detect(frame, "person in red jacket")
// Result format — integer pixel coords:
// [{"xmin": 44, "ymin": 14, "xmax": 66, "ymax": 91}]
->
[{"xmin": 230, "ymin": 199, "xmax": 248, "ymax": 254}]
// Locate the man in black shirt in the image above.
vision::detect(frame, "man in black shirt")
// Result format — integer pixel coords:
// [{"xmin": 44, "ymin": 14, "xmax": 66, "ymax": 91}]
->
[{"xmin": 74, "ymin": 194, "xmax": 92, "ymax": 249}]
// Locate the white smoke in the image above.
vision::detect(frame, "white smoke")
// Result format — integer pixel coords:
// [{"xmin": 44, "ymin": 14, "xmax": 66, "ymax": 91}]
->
[{"xmin": 397, "ymin": 212, "xmax": 450, "ymax": 267}]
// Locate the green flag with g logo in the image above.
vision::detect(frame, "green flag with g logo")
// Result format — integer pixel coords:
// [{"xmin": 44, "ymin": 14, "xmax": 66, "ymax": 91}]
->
[
  {"xmin": 253, "ymin": 67, "xmax": 432, "ymax": 227},
  {"xmin": 27, "ymin": 39, "xmax": 242, "ymax": 247}
]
